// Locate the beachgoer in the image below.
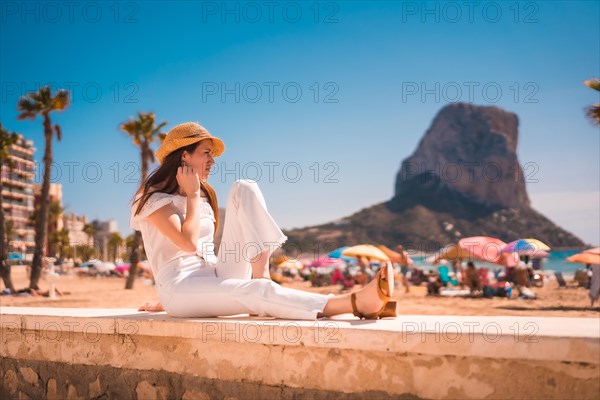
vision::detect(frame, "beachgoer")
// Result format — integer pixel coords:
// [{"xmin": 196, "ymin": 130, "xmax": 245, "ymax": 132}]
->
[
  {"xmin": 589, "ymin": 263, "xmax": 600, "ymax": 307},
  {"xmin": 133, "ymin": 122, "xmax": 395, "ymax": 319},
  {"xmin": 426, "ymin": 269, "xmax": 443, "ymax": 295},
  {"xmin": 354, "ymin": 256, "xmax": 374, "ymax": 285},
  {"xmin": 396, "ymin": 245, "xmax": 411, "ymax": 293},
  {"xmin": 465, "ymin": 261, "xmax": 481, "ymax": 294}
]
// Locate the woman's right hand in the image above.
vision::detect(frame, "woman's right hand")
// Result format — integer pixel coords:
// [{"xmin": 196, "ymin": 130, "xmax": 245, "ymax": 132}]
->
[{"xmin": 176, "ymin": 165, "xmax": 201, "ymax": 196}]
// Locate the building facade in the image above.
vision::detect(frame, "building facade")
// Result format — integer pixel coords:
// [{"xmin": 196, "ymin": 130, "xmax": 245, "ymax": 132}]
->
[
  {"xmin": 63, "ymin": 212, "xmax": 92, "ymax": 248},
  {"xmin": 1, "ymin": 134, "xmax": 36, "ymax": 254},
  {"xmin": 92, "ymin": 219, "xmax": 119, "ymax": 261}
]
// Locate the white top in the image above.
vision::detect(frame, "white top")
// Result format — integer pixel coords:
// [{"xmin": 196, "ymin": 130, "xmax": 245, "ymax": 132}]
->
[{"xmin": 129, "ymin": 192, "xmax": 218, "ymax": 274}]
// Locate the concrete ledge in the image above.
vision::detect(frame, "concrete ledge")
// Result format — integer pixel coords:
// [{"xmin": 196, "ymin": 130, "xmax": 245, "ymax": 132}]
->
[{"xmin": 1, "ymin": 307, "xmax": 599, "ymax": 399}]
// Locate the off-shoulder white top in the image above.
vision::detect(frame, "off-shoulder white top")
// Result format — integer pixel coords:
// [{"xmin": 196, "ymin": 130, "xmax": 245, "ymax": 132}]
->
[{"xmin": 129, "ymin": 192, "xmax": 217, "ymax": 274}]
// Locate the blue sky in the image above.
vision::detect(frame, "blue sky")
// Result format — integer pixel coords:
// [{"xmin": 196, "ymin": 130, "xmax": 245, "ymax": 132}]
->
[{"xmin": 1, "ymin": 1, "xmax": 599, "ymax": 245}]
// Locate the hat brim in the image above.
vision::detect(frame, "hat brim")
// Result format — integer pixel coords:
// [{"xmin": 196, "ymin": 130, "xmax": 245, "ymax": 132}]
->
[{"xmin": 156, "ymin": 136, "xmax": 225, "ymax": 165}]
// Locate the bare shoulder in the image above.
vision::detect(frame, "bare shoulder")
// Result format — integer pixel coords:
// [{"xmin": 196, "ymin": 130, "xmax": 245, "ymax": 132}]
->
[{"xmin": 136, "ymin": 186, "xmax": 169, "ymax": 197}]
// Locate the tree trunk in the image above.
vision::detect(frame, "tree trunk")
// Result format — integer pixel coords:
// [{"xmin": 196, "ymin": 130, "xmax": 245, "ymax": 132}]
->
[
  {"xmin": 125, "ymin": 145, "xmax": 149, "ymax": 289},
  {"xmin": 29, "ymin": 115, "xmax": 53, "ymax": 290},
  {"xmin": 125, "ymin": 231, "xmax": 141, "ymax": 289},
  {"xmin": 0, "ymin": 168, "xmax": 17, "ymax": 293}
]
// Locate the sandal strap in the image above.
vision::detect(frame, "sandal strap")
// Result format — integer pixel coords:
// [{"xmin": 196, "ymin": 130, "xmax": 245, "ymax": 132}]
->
[
  {"xmin": 351, "ymin": 292, "xmax": 386, "ymax": 319},
  {"xmin": 350, "ymin": 292, "xmax": 362, "ymax": 318},
  {"xmin": 376, "ymin": 269, "xmax": 393, "ymax": 302}
]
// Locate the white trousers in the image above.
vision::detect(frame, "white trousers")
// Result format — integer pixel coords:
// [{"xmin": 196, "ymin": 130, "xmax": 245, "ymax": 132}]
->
[{"xmin": 155, "ymin": 179, "xmax": 334, "ymax": 320}]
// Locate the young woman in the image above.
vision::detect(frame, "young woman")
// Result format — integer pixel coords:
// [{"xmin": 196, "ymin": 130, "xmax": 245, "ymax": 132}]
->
[{"xmin": 131, "ymin": 122, "xmax": 395, "ymax": 319}]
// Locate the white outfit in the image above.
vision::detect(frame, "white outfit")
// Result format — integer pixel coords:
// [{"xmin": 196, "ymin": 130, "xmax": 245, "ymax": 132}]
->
[{"xmin": 130, "ymin": 178, "xmax": 334, "ymax": 319}]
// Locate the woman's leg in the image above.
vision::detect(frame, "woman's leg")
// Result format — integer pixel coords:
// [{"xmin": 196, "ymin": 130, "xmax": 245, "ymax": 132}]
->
[
  {"xmin": 250, "ymin": 248, "xmax": 271, "ymax": 279},
  {"xmin": 160, "ymin": 263, "xmax": 393, "ymax": 319},
  {"xmin": 215, "ymin": 179, "xmax": 288, "ymax": 280},
  {"xmin": 162, "ymin": 270, "xmax": 334, "ymax": 319},
  {"xmin": 139, "ymin": 179, "xmax": 281, "ymax": 312}
]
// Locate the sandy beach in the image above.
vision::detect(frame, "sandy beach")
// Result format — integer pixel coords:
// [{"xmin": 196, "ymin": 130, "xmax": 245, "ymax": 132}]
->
[{"xmin": 2, "ymin": 266, "xmax": 598, "ymax": 318}]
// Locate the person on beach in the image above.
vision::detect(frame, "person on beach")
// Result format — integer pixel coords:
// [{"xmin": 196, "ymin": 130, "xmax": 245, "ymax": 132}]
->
[
  {"xmin": 464, "ymin": 261, "xmax": 481, "ymax": 295},
  {"xmin": 588, "ymin": 263, "xmax": 600, "ymax": 307},
  {"xmin": 396, "ymin": 245, "xmax": 411, "ymax": 293},
  {"xmin": 355, "ymin": 255, "xmax": 375, "ymax": 285},
  {"xmin": 132, "ymin": 122, "xmax": 395, "ymax": 320}
]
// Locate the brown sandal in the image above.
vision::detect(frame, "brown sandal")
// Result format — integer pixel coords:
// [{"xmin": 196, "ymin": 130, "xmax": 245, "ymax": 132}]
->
[
  {"xmin": 379, "ymin": 301, "xmax": 397, "ymax": 318},
  {"xmin": 351, "ymin": 264, "xmax": 395, "ymax": 319}
]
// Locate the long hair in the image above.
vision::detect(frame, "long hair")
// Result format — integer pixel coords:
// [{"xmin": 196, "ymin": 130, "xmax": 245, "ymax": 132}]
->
[{"xmin": 131, "ymin": 141, "xmax": 219, "ymax": 233}]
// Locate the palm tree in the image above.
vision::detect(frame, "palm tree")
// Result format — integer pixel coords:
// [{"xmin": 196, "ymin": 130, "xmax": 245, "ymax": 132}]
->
[
  {"xmin": 584, "ymin": 78, "xmax": 600, "ymax": 125},
  {"xmin": 82, "ymin": 223, "xmax": 96, "ymax": 261},
  {"xmin": 48, "ymin": 201, "xmax": 65, "ymax": 250},
  {"xmin": 108, "ymin": 232, "xmax": 123, "ymax": 263},
  {"xmin": 17, "ymin": 86, "xmax": 70, "ymax": 291},
  {"xmin": 5, "ymin": 220, "xmax": 15, "ymax": 245},
  {"xmin": 49, "ymin": 228, "xmax": 69, "ymax": 259},
  {"xmin": 83, "ymin": 223, "xmax": 96, "ymax": 245},
  {"xmin": 0, "ymin": 122, "xmax": 19, "ymax": 293},
  {"xmin": 29, "ymin": 201, "xmax": 65, "ymax": 258},
  {"xmin": 121, "ymin": 112, "xmax": 167, "ymax": 289}
]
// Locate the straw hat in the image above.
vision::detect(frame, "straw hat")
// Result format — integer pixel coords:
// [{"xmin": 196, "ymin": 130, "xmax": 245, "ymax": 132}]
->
[{"xmin": 155, "ymin": 122, "xmax": 225, "ymax": 165}]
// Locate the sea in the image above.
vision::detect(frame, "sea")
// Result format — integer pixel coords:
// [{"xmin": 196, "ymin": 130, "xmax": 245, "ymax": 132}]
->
[{"xmin": 412, "ymin": 249, "xmax": 588, "ymax": 276}]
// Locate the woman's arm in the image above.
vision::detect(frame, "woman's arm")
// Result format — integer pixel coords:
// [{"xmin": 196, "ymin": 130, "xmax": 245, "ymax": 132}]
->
[
  {"xmin": 146, "ymin": 194, "xmax": 203, "ymax": 253},
  {"xmin": 145, "ymin": 165, "xmax": 204, "ymax": 253}
]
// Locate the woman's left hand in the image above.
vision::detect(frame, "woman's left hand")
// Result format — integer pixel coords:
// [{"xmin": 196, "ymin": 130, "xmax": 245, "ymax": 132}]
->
[{"xmin": 138, "ymin": 302, "xmax": 164, "ymax": 312}]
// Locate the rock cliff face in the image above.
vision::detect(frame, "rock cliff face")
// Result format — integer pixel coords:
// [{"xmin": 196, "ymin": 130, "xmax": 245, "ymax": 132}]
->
[
  {"xmin": 390, "ymin": 103, "xmax": 529, "ymax": 216},
  {"xmin": 284, "ymin": 103, "xmax": 585, "ymax": 251}
]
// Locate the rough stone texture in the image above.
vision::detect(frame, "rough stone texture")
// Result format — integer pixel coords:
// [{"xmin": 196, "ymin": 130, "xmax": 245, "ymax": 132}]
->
[
  {"xmin": 67, "ymin": 384, "xmax": 84, "ymax": 400},
  {"xmin": 18, "ymin": 367, "xmax": 39, "ymax": 387},
  {"xmin": 285, "ymin": 103, "xmax": 585, "ymax": 248},
  {"xmin": 135, "ymin": 380, "xmax": 170, "ymax": 400},
  {"xmin": 88, "ymin": 376, "xmax": 102, "ymax": 399},
  {"xmin": 3, "ymin": 369, "xmax": 18, "ymax": 394},
  {"xmin": 46, "ymin": 378, "xmax": 60, "ymax": 400},
  {"xmin": 0, "ymin": 307, "xmax": 598, "ymax": 399},
  {"xmin": 0, "ymin": 358, "xmax": 409, "ymax": 400}
]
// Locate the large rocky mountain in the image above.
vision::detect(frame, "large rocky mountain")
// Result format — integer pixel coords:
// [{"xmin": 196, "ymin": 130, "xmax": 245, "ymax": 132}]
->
[{"xmin": 283, "ymin": 103, "xmax": 585, "ymax": 252}]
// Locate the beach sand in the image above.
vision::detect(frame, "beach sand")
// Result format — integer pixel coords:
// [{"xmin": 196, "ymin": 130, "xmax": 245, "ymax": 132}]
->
[{"xmin": 1, "ymin": 266, "xmax": 598, "ymax": 318}]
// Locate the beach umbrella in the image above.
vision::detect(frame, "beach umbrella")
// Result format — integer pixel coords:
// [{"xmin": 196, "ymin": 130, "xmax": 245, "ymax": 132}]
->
[
  {"xmin": 502, "ymin": 239, "xmax": 550, "ymax": 267},
  {"xmin": 458, "ymin": 236, "xmax": 519, "ymax": 267},
  {"xmin": 501, "ymin": 239, "xmax": 535, "ymax": 255},
  {"xmin": 529, "ymin": 250, "xmax": 549, "ymax": 259},
  {"xmin": 502, "ymin": 239, "xmax": 549, "ymax": 257},
  {"xmin": 327, "ymin": 246, "xmax": 355, "ymax": 263},
  {"xmin": 584, "ymin": 247, "xmax": 600, "ymax": 255},
  {"xmin": 567, "ymin": 252, "xmax": 600, "ymax": 265},
  {"xmin": 377, "ymin": 244, "xmax": 414, "ymax": 265},
  {"xmin": 523, "ymin": 238, "xmax": 551, "ymax": 252},
  {"xmin": 342, "ymin": 244, "xmax": 390, "ymax": 262},
  {"xmin": 432, "ymin": 243, "xmax": 473, "ymax": 263},
  {"xmin": 501, "ymin": 240, "xmax": 547, "ymax": 267},
  {"xmin": 309, "ymin": 256, "xmax": 346, "ymax": 268}
]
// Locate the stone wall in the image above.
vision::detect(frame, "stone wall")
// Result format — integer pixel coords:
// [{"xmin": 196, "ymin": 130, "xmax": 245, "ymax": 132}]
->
[{"xmin": 1, "ymin": 307, "xmax": 599, "ymax": 399}]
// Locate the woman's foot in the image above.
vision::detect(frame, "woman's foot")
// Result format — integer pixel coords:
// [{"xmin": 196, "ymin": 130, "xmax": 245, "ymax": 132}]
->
[
  {"xmin": 138, "ymin": 302, "xmax": 164, "ymax": 312},
  {"xmin": 352, "ymin": 266, "xmax": 394, "ymax": 318},
  {"xmin": 318, "ymin": 264, "xmax": 396, "ymax": 319}
]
